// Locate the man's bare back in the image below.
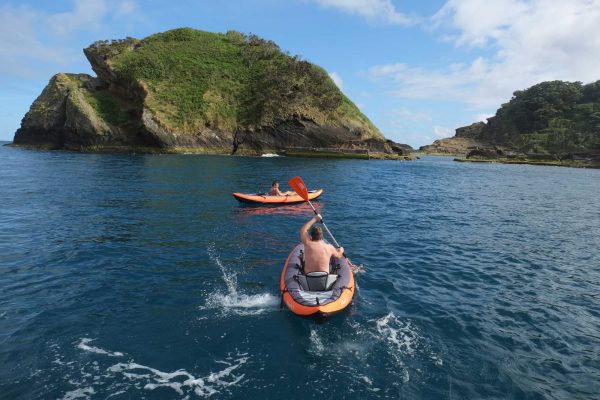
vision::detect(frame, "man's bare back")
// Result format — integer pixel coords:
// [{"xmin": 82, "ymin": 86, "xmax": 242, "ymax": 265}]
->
[{"xmin": 300, "ymin": 214, "xmax": 344, "ymax": 274}]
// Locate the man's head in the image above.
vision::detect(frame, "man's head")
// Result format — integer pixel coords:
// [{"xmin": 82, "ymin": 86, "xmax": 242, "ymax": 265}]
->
[
  {"xmin": 271, "ymin": 180, "xmax": 279, "ymax": 189},
  {"xmin": 310, "ymin": 225, "xmax": 323, "ymax": 241}
]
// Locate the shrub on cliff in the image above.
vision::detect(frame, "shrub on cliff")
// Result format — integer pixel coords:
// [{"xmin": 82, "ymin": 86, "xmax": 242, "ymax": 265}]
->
[{"xmin": 483, "ymin": 80, "xmax": 600, "ymax": 156}]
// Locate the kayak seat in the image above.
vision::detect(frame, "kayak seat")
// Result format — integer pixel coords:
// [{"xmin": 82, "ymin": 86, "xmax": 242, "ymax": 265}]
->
[
  {"xmin": 295, "ymin": 250, "xmax": 306, "ymax": 272},
  {"xmin": 329, "ymin": 257, "xmax": 341, "ymax": 273},
  {"xmin": 297, "ymin": 272, "xmax": 338, "ymax": 292}
]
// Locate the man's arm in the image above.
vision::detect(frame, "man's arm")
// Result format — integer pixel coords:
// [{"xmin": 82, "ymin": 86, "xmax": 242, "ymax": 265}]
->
[
  {"xmin": 300, "ymin": 214, "xmax": 322, "ymax": 243},
  {"xmin": 330, "ymin": 244, "xmax": 345, "ymax": 259}
]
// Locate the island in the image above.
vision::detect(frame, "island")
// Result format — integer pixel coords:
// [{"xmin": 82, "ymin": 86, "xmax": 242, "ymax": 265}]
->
[
  {"xmin": 10, "ymin": 28, "xmax": 411, "ymax": 160},
  {"xmin": 420, "ymin": 80, "xmax": 600, "ymax": 168}
]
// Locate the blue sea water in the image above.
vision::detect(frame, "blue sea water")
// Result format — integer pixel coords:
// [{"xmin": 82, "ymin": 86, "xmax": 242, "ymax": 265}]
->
[{"xmin": 0, "ymin": 144, "xmax": 599, "ymax": 399}]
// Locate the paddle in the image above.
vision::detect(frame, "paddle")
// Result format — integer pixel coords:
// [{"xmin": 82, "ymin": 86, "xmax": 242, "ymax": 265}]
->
[
  {"xmin": 288, "ymin": 176, "xmax": 365, "ymax": 274},
  {"xmin": 288, "ymin": 176, "xmax": 343, "ymax": 252}
]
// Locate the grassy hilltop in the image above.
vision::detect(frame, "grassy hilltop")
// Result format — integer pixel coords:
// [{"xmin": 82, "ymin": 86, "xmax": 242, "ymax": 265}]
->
[{"xmin": 90, "ymin": 28, "xmax": 381, "ymax": 138}]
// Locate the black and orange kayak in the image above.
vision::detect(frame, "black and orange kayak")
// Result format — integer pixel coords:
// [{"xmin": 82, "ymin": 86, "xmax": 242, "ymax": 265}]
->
[
  {"xmin": 280, "ymin": 243, "xmax": 354, "ymax": 320},
  {"xmin": 233, "ymin": 189, "xmax": 323, "ymax": 205}
]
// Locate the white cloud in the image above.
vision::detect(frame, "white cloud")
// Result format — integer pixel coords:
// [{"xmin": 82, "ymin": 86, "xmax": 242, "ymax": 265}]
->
[
  {"xmin": 116, "ymin": 0, "xmax": 137, "ymax": 17},
  {"xmin": 329, "ymin": 71, "xmax": 344, "ymax": 90},
  {"xmin": 433, "ymin": 125, "xmax": 453, "ymax": 139},
  {"xmin": 392, "ymin": 107, "xmax": 432, "ymax": 123},
  {"xmin": 432, "ymin": 0, "xmax": 530, "ymax": 47},
  {"xmin": 368, "ymin": 58, "xmax": 499, "ymax": 108},
  {"xmin": 311, "ymin": 0, "xmax": 416, "ymax": 25},
  {"xmin": 47, "ymin": 0, "xmax": 109, "ymax": 38},
  {"xmin": 0, "ymin": 0, "xmax": 138, "ymax": 78},
  {"xmin": 368, "ymin": 0, "xmax": 600, "ymax": 110},
  {"xmin": 0, "ymin": 5, "xmax": 73, "ymax": 77},
  {"xmin": 473, "ymin": 113, "xmax": 493, "ymax": 123}
]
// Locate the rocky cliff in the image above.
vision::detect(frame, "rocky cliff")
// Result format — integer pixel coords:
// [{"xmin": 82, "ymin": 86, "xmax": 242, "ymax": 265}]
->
[{"xmin": 13, "ymin": 28, "xmax": 408, "ymax": 157}]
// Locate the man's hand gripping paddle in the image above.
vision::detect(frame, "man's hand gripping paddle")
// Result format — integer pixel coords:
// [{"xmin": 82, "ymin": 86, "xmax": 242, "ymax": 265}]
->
[{"xmin": 288, "ymin": 176, "xmax": 346, "ymax": 256}]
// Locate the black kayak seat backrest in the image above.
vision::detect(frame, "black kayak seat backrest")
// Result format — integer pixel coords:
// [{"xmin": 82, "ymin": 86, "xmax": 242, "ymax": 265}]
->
[{"xmin": 297, "ymin": 272, "xmax": 338, "ymax": 292}]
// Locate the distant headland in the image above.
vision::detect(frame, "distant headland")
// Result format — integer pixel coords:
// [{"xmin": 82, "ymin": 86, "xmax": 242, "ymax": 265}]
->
[
  {"xmin": 10, "ymin": 28, "xmax": 411, "ymax": 160},
  {"xmin": 420, "ymin": 80, "xmax": 600, "ymax": 168}
]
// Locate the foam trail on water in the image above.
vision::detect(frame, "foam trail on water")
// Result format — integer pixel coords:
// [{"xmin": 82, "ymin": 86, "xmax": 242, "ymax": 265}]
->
[
  {"xmin": 369, "ymin": 312, "xmax": 422, "ymax": 383},
  {"xmin": 108, "ymin": 356, "xmax": 248, "ymax": 397},
  {"xmin": 77, "ymin": 338, "xmax": 123, "ymax": 357},
  {"xmin": 374, "ymin": 312, "xmax": 419, "ymax": 357},
  {"xmin": 61, "ymin": 387, "xmax": 95, "ymax": 400},
  {"xmin": 63, "ymin": 339, "xmax": 250, "ymax": 398},
  {"xmin": 309, "ymin": 328, "xmax": 325, "ymax": 354},
  {"xmin": 204, "ymin": 243, "xmax": 279, "ymax": 316}
]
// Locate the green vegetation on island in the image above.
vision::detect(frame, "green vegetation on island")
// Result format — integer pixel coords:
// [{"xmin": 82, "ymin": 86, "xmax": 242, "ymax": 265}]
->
[
  {"xmin": 421, "ymin": 80, "xmax": 600, "ymax": 168},
  {"xmin": 482, "ymin": 80, "xmax": 600, "ymax": 156},
  {"xmin": 95, "ymin": 29, "xmax": 380, "ymax": 137}
]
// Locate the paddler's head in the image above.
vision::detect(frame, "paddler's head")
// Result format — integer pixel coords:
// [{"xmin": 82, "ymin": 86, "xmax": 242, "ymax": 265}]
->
[
  {"xmin": 310, "ymin": 226, "xmax": 323, "ymax": 241},
  {"xmin": 272, "ymin": 180, "xmax": 279, "ymax": 189}
]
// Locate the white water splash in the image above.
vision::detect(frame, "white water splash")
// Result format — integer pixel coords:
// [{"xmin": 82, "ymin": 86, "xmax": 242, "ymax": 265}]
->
[
  {"xmin": 309, "ymin": 328, "xmax": 325, "ymax": 353},
  {"xmin": 205, "ymin": 292, "xmax": 279, "ymax": 316},
  {"xmin": 61, "ymin": 386, "xmax": 95, "ymax": 400},
  {"xmin": 109, "ymin": 355, "xmax": 248, "ymax": 397},
  {"xmin": 261, "ymin": 153, "xmax": 280, "ymax": 157},
  {"xmin": 203, "ymin": 244, "xmax": 279, "ymax": 316},
  {"xmin": 374, "ymin": 313, "xmax": 420, "ymax": 357},
  {"xmin": 60, "ymin": 339, "xmax": 250, "ymax": 399},
  {"xmin": 367, "ymin": 312, "xmax": 423, "ymax": 383},
  {"xmin": 77, "ymin": 338, "xmax": 123, "ymax": 357}
]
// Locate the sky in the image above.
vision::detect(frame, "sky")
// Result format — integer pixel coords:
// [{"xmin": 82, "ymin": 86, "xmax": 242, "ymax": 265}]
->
[{"xmin": 1, "ymin": 0, "xmax": 600, "ymax": 147}]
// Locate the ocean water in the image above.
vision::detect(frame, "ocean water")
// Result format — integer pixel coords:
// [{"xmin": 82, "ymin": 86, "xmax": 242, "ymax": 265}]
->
[{"xmin": 0, "ymin": 144, "xmax": 599, "ymax": 399}]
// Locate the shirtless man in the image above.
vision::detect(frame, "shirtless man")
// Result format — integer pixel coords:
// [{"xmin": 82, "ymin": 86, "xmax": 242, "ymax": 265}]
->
[
  {"xmin": 301, "ymin": 214, "xmax": 344, "ymax": 274},
  {"xmin": 268, "ymin": 180, "xmax": 294, "ymax": 196}
]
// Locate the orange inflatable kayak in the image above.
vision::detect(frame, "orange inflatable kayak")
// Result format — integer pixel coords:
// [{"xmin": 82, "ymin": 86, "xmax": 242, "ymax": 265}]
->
[
  {"xmin": 280, "ymin": 243, "xmax": 354, "ymax": 321},
  {"xmin": 233, "ymin": 189, "xmax": 323, "ymax": 204}
]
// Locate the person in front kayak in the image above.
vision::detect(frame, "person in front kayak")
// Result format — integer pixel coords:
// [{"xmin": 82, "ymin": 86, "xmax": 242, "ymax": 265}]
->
[
  {"xmin": 269, "ymin": 180, "xmax": 293, "ymax": 196},
  {"xmin": 301, "ymin": 214, "xmax": 344, "ymax": 274}
]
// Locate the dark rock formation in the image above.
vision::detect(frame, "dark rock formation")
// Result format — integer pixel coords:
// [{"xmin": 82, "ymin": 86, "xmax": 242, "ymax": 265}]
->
[
  {"xmin": 13, "ymin": 74, "xmax": 148, "ymax": 150},
  {"xmin": 418, "ymin": 136, "xmax": 492, "ymax": 155},
  {"xmin": 456, "ymin": 122, "xmax": 486, "ymax": 138}
]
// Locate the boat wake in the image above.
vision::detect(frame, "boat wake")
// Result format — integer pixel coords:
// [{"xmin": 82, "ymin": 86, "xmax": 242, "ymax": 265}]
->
[
  {"xmin": 55, "ymin": 339, "xmax": 249, "ymax": 399},
  {"xmin": 202, "ymin": 243, "xmax": 279, "ymax": 316},
  {"xmin": 303, "ymin": 312, "xmax": 442, "ymax": 395},
  {"xmin": 77, "ymin": 338, "xmax": 123, "ymax": 357}
]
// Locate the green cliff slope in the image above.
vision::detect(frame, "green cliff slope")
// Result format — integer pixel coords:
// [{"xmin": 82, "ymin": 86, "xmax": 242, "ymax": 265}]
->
[{"xmin": 94, "ymin": 28, "xmax": 381, "ymax": 138}]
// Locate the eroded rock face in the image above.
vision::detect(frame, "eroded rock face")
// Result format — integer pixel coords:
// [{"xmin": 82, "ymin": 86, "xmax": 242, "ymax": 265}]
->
[
  {"xmin": 456, "ymin": 122, "xmax": 486, "ymax": 138},
  {"xmin": 13, "ymin": 74, "xmax": 70, "ymax": 148},
  {"xmin": 419, "ymin": 136, "xmax": 494, "ymax": 155},
  {"xmin": 14, "ymin": 74, "xmax": 141, "ymax": 149},
  {"xmin": 466, "ymin": 147, "xmax": 505, "ymax": 158},
  {"xmin": 14, "ymin": 72, "xmax": 410, "ymax": 154}
]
